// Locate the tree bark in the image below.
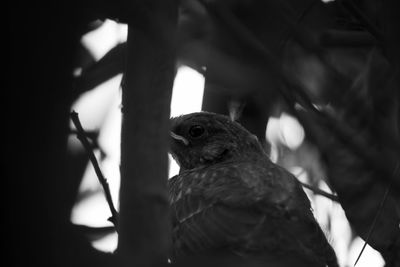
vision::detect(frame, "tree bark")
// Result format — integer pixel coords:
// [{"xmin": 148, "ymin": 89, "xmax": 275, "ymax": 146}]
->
[{"xmin": 118, "ymin": 2, "xmax": 177, "ymax": 266}]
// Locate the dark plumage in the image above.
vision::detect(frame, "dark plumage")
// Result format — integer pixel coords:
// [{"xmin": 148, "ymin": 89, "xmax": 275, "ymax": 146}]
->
[{"xmin": 168, "ymin": 112, "xmax": 338, "ymax": 267}]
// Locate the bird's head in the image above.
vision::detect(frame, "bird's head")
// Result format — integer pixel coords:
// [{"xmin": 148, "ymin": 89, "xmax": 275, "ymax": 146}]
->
[{"xmin": 169, "ymin": 112, "xmax": 265, "ymax": 171}]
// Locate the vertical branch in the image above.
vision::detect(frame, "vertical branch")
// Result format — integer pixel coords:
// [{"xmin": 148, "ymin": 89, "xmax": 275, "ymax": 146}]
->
[{"xmin": 117, "ymin": 2, "xmax": 178, "ymax": 267}]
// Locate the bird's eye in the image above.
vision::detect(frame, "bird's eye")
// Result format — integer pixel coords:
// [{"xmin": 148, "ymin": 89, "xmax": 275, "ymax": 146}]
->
[{"xmin": 188, "ymin": 125, "xmax": 205, "ymax": 138}]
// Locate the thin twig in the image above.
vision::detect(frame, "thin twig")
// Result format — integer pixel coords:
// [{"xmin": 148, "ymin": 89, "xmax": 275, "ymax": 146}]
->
[
  {"xmin": 353, "ymin": 185, "xmax": 391, "ymax": 266},
  {"xmin": 70, "ymin": 110, "xmax": 119, "ymax": 229},
  {"xmin": 353, "ymin": 163, "xmax": 399, "ymax": 266},
  {"xmin": 300, "ymin": 182, "xmax": 339, "ymax": 202},
  {"xmin": 294, "ymin": 169, "xmax": 339, "ymax": 202}
]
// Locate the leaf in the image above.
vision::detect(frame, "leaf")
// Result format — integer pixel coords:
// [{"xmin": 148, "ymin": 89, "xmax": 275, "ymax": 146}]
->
[{"xmin": 301, "ymin": 49, "xmax": 400, "ymax": 264}]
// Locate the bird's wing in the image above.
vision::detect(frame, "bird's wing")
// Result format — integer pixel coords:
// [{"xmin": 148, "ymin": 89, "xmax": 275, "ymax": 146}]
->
[
  {"xmin": 168, "ymin": 161, "xmax": 338, "ymax": 267},
  {"xmin": 169, "ymin": 161, "xmax": 305, "ymax": 256}
]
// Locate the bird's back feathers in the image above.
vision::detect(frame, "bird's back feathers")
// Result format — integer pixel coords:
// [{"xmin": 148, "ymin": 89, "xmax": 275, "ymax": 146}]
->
[{"xmin": 168, "ymin": 159, "xmax": 338, "ymax": 267}]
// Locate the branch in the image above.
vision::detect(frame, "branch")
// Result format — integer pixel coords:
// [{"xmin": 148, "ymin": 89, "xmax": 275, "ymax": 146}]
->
[
  {"xmin": 354, "ymin": 180, "xmax": 394, "ymax": 266},
  {"xmin": 117, "ymin": 2, "xmax": 177, "ymax": 266},
  {"xmin": 200, "ymin": 1, "xmax": 400, "ymax": 193},
  {"xmin": 73, "ymin": 224, "xmax": 116, "ymax": 241},
  {"xmin": 319, "ymin": 29, "xmax": 376, "ymax": 47},
  {"xmin": 338, "ymin": 0, "xmax": 384, "ymax": 43},
  {"xmin": 73, "ymin": 42, "xmax": 126, "ymax": 98},
  {"xmin": 70, "ymin": 110, "xmax": 119, "ymax": 229},
  {"xmin": 300, "ymin": 182, "xmax": 339, "ymax": 202}
]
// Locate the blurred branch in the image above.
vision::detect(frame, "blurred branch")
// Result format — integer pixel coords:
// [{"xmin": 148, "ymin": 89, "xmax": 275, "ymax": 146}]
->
[
  {"xmin": 297, "ymin": 109, "xmax": 400, "ymax": 193},
  {"xmin": 73, "ymin": 42, "xmax": 126, "ymax": 98},
  {"xmin": 70, "ymin": 111, "xmax": 119, "ymax": 229},
  {"xmin": 319, "ymin": 29, "xmax": 375, "ymax": 47},
  {"xmin": 73, "ymin": 224, "xmax": 116, "ymax": 241},
  {"xmin": 200, "ymin": 0, "xmax": 400, "ymax": 194},
  {"xmin": 338, "ymin": 0, "xmax": 384, "ymax": 43},
  {"xmin": 382, "ymin": 0, "xmax": 400, "ymax": 67}
]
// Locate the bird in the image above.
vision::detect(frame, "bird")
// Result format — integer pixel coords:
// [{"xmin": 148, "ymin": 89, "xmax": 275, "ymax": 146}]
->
[{"xmin": 168, "ymin": 111, "xmax": 338, "ymax": 267}]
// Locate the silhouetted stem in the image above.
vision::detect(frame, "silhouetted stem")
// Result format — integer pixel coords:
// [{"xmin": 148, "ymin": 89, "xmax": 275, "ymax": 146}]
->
[
  {"xmin": 354, "ymin": 180, "xmax": 394, "ymax": 266},
  {"xmin": 70, "ymin": 110, "xmax": 119, "ymax": 229},
  {"xmin": 300, "ymin": 182, "xmax": 339, "ymax": 202}
]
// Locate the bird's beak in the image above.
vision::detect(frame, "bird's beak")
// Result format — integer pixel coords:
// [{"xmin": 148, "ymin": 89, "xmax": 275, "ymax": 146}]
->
[{"xmin": 170, "ymin": 131, "xmax": 189, "ymax": 146}]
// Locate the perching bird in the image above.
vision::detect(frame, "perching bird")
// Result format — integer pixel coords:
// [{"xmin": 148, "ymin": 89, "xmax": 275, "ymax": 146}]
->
[{"xmin": 168, "ymin": 112, "xmax": 338, "ymax": 267}]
